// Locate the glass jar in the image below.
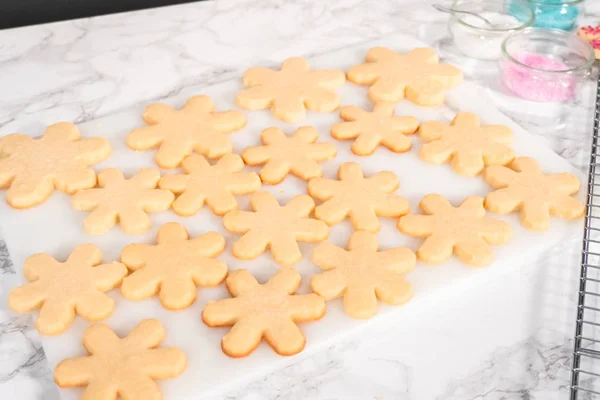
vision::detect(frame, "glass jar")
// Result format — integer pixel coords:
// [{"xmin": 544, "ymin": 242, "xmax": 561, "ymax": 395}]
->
[
  {"xmin": 500, "ymin": 28, "xmax": 594, "ymax": 103},
  {"xmin": 509, "ymin": 0, "xmax": 584, "ymax": 31},
  {"xmin": 449, "ymin": 0, "xmax": 534, "ymax": 61}
]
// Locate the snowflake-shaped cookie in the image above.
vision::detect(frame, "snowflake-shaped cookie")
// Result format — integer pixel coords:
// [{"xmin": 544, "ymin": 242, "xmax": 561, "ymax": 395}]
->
[
  {"xmin": 311, "ymin": 231, "xmax": 415, "ymax": 319},
  {"xmin": 419, "ymin": 112, "xmax": 514, "ymax": 176},
  {"xmin": 347, "ymin": 47, "xmax": 463, "ymax": 105},
  {"xmin": 54, "ymin": 319, "xmax": 187, "ymax": 399},
  {"xmin": 236, "ymin": 57, "xmax": 346, "ymax": 122},
  {"xmin": 127, "ymin": 95, "xmax": 247, "ymax": 168},
  {"xmin": 120, "ymin": 222, "xmax": 228, "ymax": 310},
  {"xmin": 159, "ymin": 153, "xmax": 261, "ymax": 216},
  {"xmin": 308, "ymin": 162, "xmax": 409, "ymax": 232},
  {"xmin": 0, "ymin": 122, "xmax": 111, "ymax": 208},
  {"xmin": 72, "ymin": 168, "xmax": 174, "ymax": 235},
  {"xmin": 202, "ymin": 268, "xmax": 326, "ymax": 357},
  {"xmin": 331, "ymin": 103, "xmax": 420, "ymax": 155},
  {"xmin": 484, "ymin": 157, "xmax": 585, "ymax": 231},
  {"xmin": 223, "ymin": 191, "xmax": 329, "ymax": 266},
  {"xmin": 242, "ymin": 126, "xmax": 337, "ymax": 184},
  {"xmin": 398, "ymin": 194, "xmax": 512, "ymax": 266},
  {"xmin": 7, "ymin": 244, "xmax": 127, "ymax": 335}
]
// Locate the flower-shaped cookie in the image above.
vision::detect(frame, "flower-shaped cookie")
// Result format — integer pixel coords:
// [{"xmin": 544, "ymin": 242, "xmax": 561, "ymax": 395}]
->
[
  {"xmin": 242, "ymin": 126, "xmax": 337, "ymax": 184},
  {"xmin": 484, "ymin": 157, "xmax": 585, "ymax": 231},
  {"xmin": 347, "ymin": 47, "xmax": 463, "ymax": 105},
  {"xmin": 419, "ymin": 112, "xmax": 514, "ymax": 176},
  {"xmin": 0, "ymin": 122, "xmax": 111, "ymax": 208},
  {"xmin": 578, "ymin": 25, "xmax": 600, "ymax": 41},
  {"xmin": 159, "ymin": 153, "xmax": 260, "ymax": 216},
  {"xmin": 308, "ymin": 162, "xmax": 409, "ymax": 232},
  {"xmin": 202, "ymin": 268, "xmax": 326, "ymax": 357},
  {"xmin": 54, "ymin": 319, "xmax": 187, "ymax": 399},
  {"xmin": 578, "ymin": 25, "xmax": 600, "ymax": 59},
  {"xmin": 331, "ymin": 103, "xmax": 419, "ymax": 155},
  {"xmin": 398, "ymin": 195, "xmax": 512, "ymax": 266},
  {"xmin": 7, "ymin": 244, "xmax": 127, "ymax": 335},
  {"xmin": 127, "ymin": 95, "xmax": 246, "ymax": 168},
  {"xmin": 311, "ymin": 231, "xmax": 415, "ymax": 319},
  {"xmin": 236, "ymin": 57, "xmax": 346, "ymax": 122},
  {"xmin": 223, "ymin": 191, "xmax": 328, "ymax": 265},
  {"xmin": 73, "ymin": 168, "xmax": 174, "ymax": 235},
  {"xmin": 120, "ymin": 222, "xmax": 228, "ymax": 310}
]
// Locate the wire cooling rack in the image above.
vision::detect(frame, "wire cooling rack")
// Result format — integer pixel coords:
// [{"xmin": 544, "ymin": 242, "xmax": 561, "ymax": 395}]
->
[{"xmin": 571, "ymin": 73, "xmax": 600, "ymax": 399}]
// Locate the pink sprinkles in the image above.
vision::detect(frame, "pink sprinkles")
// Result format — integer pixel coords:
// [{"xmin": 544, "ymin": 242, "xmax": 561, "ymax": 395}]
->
[
  {"xmin": 580, "ymin": 25, "xmax": 600, "ymax": 38},
  {"xmin": 502, "ymin": 52, "xmax": 576, "ymax": 103}
]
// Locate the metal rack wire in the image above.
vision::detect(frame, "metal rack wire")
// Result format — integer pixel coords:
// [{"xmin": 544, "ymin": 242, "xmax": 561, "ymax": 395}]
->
[{"xmin": 571, "ymin": 73, "xmax": 600, "ymax": 399}]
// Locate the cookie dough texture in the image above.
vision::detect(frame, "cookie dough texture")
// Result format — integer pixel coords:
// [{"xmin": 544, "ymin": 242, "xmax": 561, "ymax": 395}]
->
[
  {"xmin": 72, "ymin": 168, "xmax": 174, "ymax": 235},
  {"xmin": 311, "ymin": 231, "xmax": 415, "ymax": 319},
  {"xmin": 419, "ymin": 112, "xmax": 514, "ymax": 176},
  {"xmin": 347, "ymin": 47, "xmax": 463, "ymax": 105},
  {"xmin": 0, "ymin": 122, "xmax": 110, "ymax": 208},
  {"xmin": 242, "ymin": 126, "xmax": 336, "ymax": 184},
  {"xmin": 484, "ymin": 157, "xmax": 585, "ymax": 231},
  {"xmin": 236, "ymin": 57, "xmax": 346, "ymax": 122},
  {"xmin": 54, "ymin": 319, "xmax": 187, "ymax": 400},
  {"xmin": 398, "ymin": 194, "xmax": 512, "ymax": 266},
  {"xmin": 308, "ymin": 162, "xmax": 409, "ymax": 232},
  {"xmin": 331, "ymin": 103, "xmax": 419, "ymax": 156},
  {"xmin": 127, "ymin": 95, "xmax": 246, "ymax": 168},
  {"xmin": 223, "ymin": 191, "xmax": 329, "ymax": 266},
  {"xmin": 159, "ymin": 153, "xmax": 261, "ymax": 216},
  {"xmin": 120, "ymin": 222, "xmax": 228, "ymax": 310},
  {"xmin": 202, "ymin": 268, "xmax": 326, "ymax": 357},
  {"xmin": 8, "ymin": 244, "xmax": 127, "ymax": 335}
]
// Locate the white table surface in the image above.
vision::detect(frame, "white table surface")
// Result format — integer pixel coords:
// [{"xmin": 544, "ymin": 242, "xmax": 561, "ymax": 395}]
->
[{"xmin": 1, "ymin": 0, "xmax": 600, "ymax": 399}]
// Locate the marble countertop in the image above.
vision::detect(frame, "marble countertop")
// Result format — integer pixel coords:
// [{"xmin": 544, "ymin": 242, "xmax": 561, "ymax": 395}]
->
[{"xmin": 1, "ymin": 1, "xmax": 600, "ymax": 399}]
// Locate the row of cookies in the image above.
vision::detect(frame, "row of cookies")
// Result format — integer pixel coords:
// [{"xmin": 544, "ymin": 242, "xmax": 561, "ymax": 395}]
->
[
  {"xmin": 6, "ymin": 221, "xmax": 412, "ymax": 352},
  {"xmin": 0, "ymin": 46, "xmax": 461, "ymax": 209},
  {"xmin": 0, "ymin": 112, "xmax": 583, "ymax": 233}
]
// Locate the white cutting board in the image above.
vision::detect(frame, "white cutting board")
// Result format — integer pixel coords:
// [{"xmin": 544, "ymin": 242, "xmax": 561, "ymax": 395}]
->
[{"xmin": 0, "ymin": 32, "xmax": 585, "ymax": 399}]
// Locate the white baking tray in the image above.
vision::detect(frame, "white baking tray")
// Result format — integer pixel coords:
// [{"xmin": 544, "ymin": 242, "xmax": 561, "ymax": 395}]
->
[{"xmin": 0, "ymin": 32, "xmax": 584, "ymax": 399}]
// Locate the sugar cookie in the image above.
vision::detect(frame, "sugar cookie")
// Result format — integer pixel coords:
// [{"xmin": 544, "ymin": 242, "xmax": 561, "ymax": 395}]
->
[
  {"xmin": 331, "ymin": 103, "xmax": 419, "ymax": 155},
  {"xmin": 308, "ymin": 162, "xmax": 409, "ymax": 232},
  {"xmin": 8, "ymin": 244, "xmax": 127, "ymax": 335},
  {"xmin": 419, "ymin": 112, "xmax": 514, "ymax": 176},
  {"xmin": 347, "ymin": 47, "xmax": 463, "ymax": 105},
  {"xmin": 311, "ymin": 231, "xmax": 415, "ymax": 319},
  {"xmin": 127, "ymin": 95, "xmax": 246, "ymax": 168},
  {"xmin": 223, "ymin": 191, "xmax": 328, "ymax": 266},
  {"xmin": 398, "ymin": 194, "xmax": 512, "ymax": 266},
  {"xmin": 242, "ymin": 126, "xmax": 336, "ymax": 184},
  {"xmin": 202, "ymin": 268, "xmax": 326, "ymax": 357},
  {"xmin": 159, "ymin": 153, "xmax": 260, "ymax": 216},
  {"xmin": 72, "ymin": 168, "xmax": 174, "ymax": 235},
  {"xmin": 0, "ymin": 122, "xmax": 110, "ymax": 208},
  {"xmin": 484, "ymin": 157, "xmax": 585, "ymax": 231},
  {"xmin": 236, "ymin": 57, "xmax": 346, "ymax": 122},
  {"xmin": 120, "ymin": 222, "xmax": 227, "ymax": 310},
  {"xmin": 54, "ymin": 319, "xmax": 187, "ymax": 400}
]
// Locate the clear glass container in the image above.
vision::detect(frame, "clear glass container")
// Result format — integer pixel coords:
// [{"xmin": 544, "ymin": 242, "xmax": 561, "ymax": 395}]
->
[
  {"xmin": 500, "ymin": 28, "xmax": 594, "ymax": 103},
  {"xmin": 449, "ymin": 0, "xmax": 534, "ymax": 61},
  {"xmin": 509, "ymin": 0, "xmax": 584, "ymax": 31}
]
